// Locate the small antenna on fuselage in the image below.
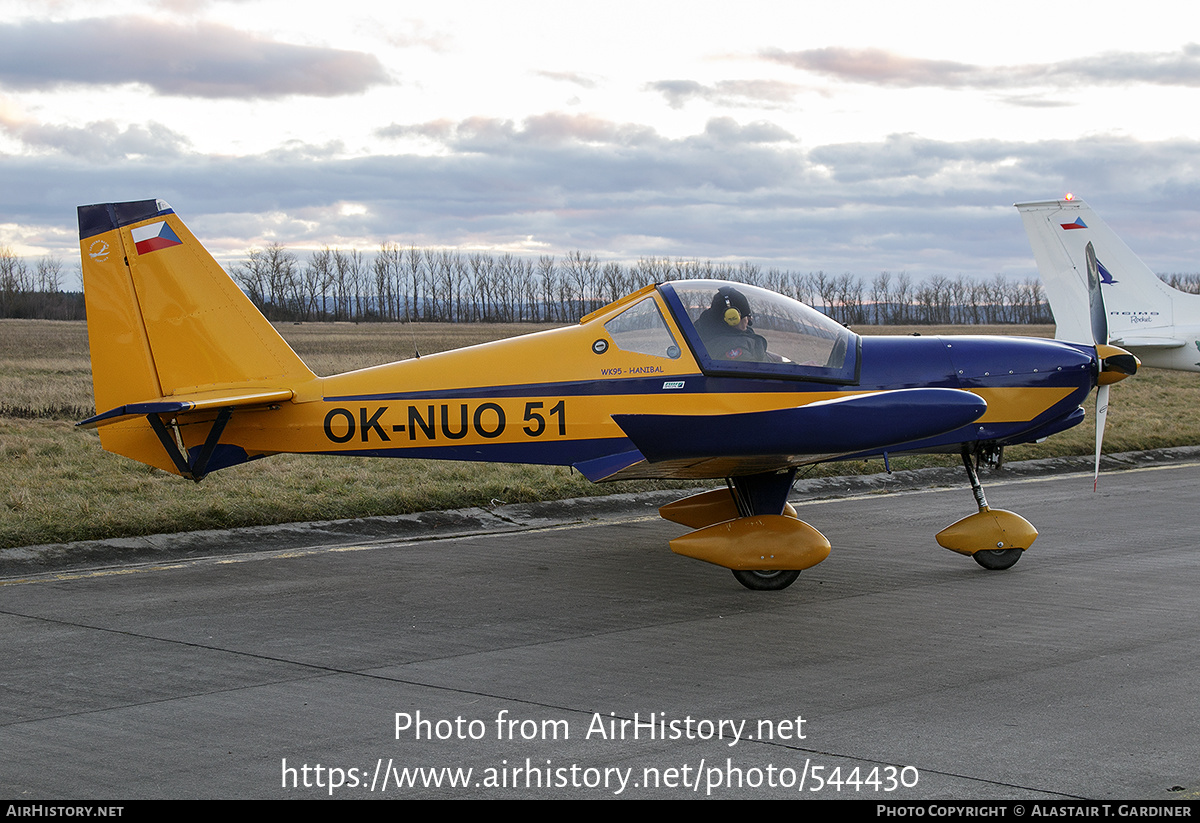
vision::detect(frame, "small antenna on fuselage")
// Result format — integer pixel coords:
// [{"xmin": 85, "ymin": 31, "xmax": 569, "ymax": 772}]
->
[{"xmin": 405, "ymin": 314, "xmax": 421, "ymax": 359}]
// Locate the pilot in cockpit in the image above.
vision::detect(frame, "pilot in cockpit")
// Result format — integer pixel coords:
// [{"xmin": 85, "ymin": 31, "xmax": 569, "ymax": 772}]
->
[{"xmin": 693, "ymin": 286, "xmax": 771, "ymax": 362}]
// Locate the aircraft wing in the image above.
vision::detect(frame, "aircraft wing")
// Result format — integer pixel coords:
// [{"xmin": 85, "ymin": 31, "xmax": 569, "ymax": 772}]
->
[{"xmin": 576, "ymin": 388, "xmax": 986, "ymax": 481}]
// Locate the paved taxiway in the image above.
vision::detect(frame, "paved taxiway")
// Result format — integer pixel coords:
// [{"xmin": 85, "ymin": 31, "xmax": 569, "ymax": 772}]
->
[{"xmin": 3, "ymin": 453, "xmax": 1200, "ymax": 799}]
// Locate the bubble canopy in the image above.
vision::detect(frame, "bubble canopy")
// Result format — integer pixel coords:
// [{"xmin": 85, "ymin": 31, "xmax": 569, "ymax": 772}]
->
[{"xmin": 659, "ymin": 280, "xmax": 860, "ymax": 384}]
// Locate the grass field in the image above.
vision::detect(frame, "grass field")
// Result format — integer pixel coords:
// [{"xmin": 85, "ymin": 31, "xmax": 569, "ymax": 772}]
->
[{"xmin": 2, "ymin": 318, "xmax": 1196, "ymax": 549}]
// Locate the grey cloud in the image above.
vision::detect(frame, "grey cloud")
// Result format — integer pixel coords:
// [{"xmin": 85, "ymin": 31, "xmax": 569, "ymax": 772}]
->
[
  {"xmin": 762, "ymin": 47, "xmax": 985, "ymax": 88},
  {"xmin": 997, "ymin": 95, "xmax": 1075, "ymax": 109},
  {"xmin": 520, "ymin": 112, "xmax": 659, "ymax": 145},
  {"xmin": 377, "ymin": 119, "xmax": 457, "ymax": 141},
  {"xmin": 810, "ymin": 133, "xmax": 1200, "ymax": 200},
  {"xmin": 7, "ymin": 128, "xmax": 1200, "ymax": 277},
  {"xmin": 700, "ymin": 117, "xmax": 796, "ymax": 145},
  {"xmin": 762, "ymin": 44, "xmax": 1200, "ymax": 90},
  {"xmin": 0, "ymin": 17, "xmax": 390, "ymax": 98},
  {"xmin": 809, "ymin": 133, "xmax": 998, "ymax": 182},
  {"xmin": 378, "ymin": 112, "xmax": 661, "ymax": 149},
  {"xmin": 261, "ymin": 139, "xmax": 349, "ymax": 161},
  {"xmin": 535, "ymin": 70, "xmax": 599, "ymax": 89},
  {"xmin": 382, "ymin": 20, "xmax": 452, "ymax": 53},
  {"xmin": 0, "ymin": 114, "xmax": 191, "ymax": 160},
  {"xmin": 647, "ymin": 80, "xmax": 707, "ymax": 108},
  {"xmin": 1051, "ymin": 46, "xmax": 1200, "ymax": 86},
  {"xmin": 647, "ymin": 79, "xmax": 800, "ymax": 109},
  {"xmin": 371, "ymin": 113, "xmax": 805, "ymax": 213},
  {"xmin": 379, "ymin": 112, "xmax": 791, "ymax": 152}
]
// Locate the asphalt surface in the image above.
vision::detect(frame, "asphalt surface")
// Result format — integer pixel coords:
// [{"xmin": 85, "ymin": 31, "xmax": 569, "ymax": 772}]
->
[{"xmin": 3, "ymin": 448, "xmax": 1200, "ymax": 800}]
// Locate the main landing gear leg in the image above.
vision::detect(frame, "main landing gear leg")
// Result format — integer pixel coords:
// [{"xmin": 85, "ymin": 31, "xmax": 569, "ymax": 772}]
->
[
  {"xmin": 659, "ymin": 470, "xmax": 830, "ymax": 591},
  {"xmin": 935, "ymin": 446, "xmax": 1037, "ymax": 570}
]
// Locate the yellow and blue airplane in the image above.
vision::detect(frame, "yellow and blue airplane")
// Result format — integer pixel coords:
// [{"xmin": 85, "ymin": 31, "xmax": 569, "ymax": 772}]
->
[{"xmin": 77, "ymin": 199, "xmax": 1138, "ymax": 590}]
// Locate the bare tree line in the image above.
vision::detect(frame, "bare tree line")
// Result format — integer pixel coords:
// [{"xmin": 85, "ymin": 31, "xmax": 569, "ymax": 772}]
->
[
  {"xmin": 1162, "ymin": 273, "xmax": 1200, "ymax": 293},
  {"xmin": 227, "ymin": 242, "xmax": 1059, "ymax": 326},
  {"xmin": 7, "ymin": 240, "xmax": 1200, "ymax": 325},
  {"xmin": 0, "ymin": 247, "xmax": 84, "ymax": 319}
]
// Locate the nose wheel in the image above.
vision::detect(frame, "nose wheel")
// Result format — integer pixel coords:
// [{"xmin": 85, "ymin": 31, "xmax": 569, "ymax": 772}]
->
[
  {"xmin": 972, "ymin": 547, "xmax": 1023, "ymax": 570},
  {"xmin": 936, "ymin": 447, "xmax": 1037, "ymax": 571},
  {"xmin": 731, "ymin": 569, "xmax": 801, "ymax": 591}
]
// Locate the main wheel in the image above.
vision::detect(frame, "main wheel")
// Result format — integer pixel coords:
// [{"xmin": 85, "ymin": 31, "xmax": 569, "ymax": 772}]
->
[
  {"xmin": 972, "ymin": 548, "xmax": 1023, "ymax": 570},
  {"xmin": 732, "ymin": 569, "xmax": 801, "ymax": 591}
]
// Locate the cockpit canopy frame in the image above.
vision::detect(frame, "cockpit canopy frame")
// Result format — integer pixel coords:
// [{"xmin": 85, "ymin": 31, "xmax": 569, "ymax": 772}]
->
[{"xmin": 658, "ymin": 280, "xmax": 861, "ymax": 385}]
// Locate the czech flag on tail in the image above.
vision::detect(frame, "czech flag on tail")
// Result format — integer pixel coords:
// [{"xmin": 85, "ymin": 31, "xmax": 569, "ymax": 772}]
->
[{"xmin": 131, "ymin": 220, "xmax": 183, "ymax": 255}]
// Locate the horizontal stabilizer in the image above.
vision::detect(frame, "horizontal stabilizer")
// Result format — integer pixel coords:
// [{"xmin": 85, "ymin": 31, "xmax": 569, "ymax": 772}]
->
[
  {"xmin": 79, "ymin": 387, "xmax": 294, "ymax": 429},
  {"xmin": 1110, "ymin": 336, "xmax": 1187, "ymax": 349},
  {"xmin": 613, "ymin": 388, "xmax": 986, "ymax": 463}
]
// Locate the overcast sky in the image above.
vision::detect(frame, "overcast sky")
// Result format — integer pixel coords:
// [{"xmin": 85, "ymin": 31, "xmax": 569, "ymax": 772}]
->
[{"xmin": 3, "ymin": 0, "xmax": 1200, "ymax": 288}]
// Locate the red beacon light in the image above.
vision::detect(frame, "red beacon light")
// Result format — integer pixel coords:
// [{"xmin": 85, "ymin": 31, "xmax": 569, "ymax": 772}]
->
[{"xmin": 1064, "ymin": 192, "xmax": 1074, "ymax": 201}]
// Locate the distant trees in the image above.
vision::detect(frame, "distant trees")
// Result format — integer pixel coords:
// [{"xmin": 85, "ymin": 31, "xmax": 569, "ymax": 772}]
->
[
  {"xmin": 16, "ymin": 239, "xmax": 1200, "ymax": 325},
  {"xmin": 217, "ymin": 242, "xmax": 1057, "ymax": 326},
  {"xmin": 1163, "ymin": 273, "xmax": 1200, "ymax": 294},
  {"xmin": 0, "ymin": 248, "xmax": 84, "ymax": 320}
]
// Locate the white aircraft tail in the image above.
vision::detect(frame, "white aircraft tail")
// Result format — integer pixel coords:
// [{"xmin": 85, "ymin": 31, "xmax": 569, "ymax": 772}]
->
[{"xmin": 1016, "ymin": 198, "xmax": 1200, "ymax": 371}]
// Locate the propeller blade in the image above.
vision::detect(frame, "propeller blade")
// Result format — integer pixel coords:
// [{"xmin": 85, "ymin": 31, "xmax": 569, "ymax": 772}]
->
[
  {"xmin": 1094, "ymin": 383, "xmax": 1109, "ymax": 492},
  {"xmin": 1086, "ymin": 241, "xmax": 1109, "ymax": 346},
  {"xmin": 1088, "ymin": 248, "xmax": 1121, "ymax": 492}
]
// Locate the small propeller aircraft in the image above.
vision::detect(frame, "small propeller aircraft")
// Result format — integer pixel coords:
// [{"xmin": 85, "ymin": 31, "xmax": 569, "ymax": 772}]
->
[
  {"xmin": 1018, "ymin": 196, "xmax": 1200, "ymax": 373},
  {"xmin": 77, "ymin": 199, "xmax": 1137, "ymax": 590}
]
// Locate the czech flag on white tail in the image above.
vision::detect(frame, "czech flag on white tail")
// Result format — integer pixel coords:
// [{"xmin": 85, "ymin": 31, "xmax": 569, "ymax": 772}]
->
[{"xmin": 131, "ymin": 220, "xmax": 182, "ymax": 255}]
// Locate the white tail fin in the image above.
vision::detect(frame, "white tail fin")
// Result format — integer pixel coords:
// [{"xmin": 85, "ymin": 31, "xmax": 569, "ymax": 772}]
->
[{"xmin": 1016, "ymin": 198, "xmax": 1200, "ymax": 372}]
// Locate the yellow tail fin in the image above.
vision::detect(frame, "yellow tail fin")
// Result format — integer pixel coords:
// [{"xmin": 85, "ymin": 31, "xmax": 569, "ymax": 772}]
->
[{"xmin": 78, "ymin": 199, "xmax": 316, "ymax": 476}]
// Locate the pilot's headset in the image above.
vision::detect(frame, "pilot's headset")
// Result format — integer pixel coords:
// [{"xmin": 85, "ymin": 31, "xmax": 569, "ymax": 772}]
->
[{"xmin": 717, "ymin": 287, "xmax": 752, "ymax": 327}]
